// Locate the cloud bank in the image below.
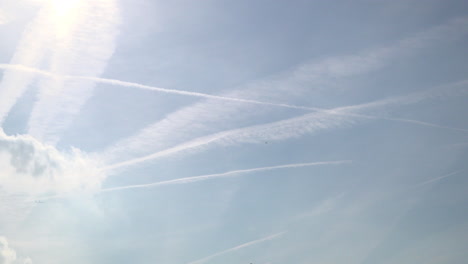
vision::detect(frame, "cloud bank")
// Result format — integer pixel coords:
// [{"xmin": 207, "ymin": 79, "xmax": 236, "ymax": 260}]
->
[
  {"xmin": 0, "ymin": 236, "xmax": 31, "ymax": 264},
  {"xmin": 0, "ymin": 129, "xmax": 104, "ymax": 196}
]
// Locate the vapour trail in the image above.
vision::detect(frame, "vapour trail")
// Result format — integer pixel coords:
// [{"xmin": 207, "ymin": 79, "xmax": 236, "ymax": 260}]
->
[
  {"xmin": 97, "ymin": 15, "xmax": 468, "ymax": 166},
  {"xmin": 3, "ymin": 64, "xmax": 466, "ymax": 138},
  {"xmin": 419, "ymin": 170, "xmax": 463, "ymax": 186},
  {"xmin": 187, "ymin": 232, "xmax": 286, "ymax": 264},
  {"xmin": 101, "ymin": 161, "xmax": 351, "ymax": 193},
  {"xmin": 103, "ymin": 81, "xmax": 468, "ymax": 172},
  {"xmin": 0, "ymin": 63, "xmax": 322, "ymax": 112}
]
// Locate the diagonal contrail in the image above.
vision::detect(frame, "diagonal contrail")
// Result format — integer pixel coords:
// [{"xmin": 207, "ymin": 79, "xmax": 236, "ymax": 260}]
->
[
  {"xmin": 418, "ymin": 170, "xmax": 463, "ymax": 186},
  {"xmin": 101, "ymin": 160, "xmax": 351, "ymax": 193},
  {"xmin": 2, "ymin": 64, "xmax": 468, "ymax": 132},
  {"xmin": 187, "ymin": 232, "xmax": 286, "ymax": 264},
  {"xmin": 102, "ymin": 81, "xmax": 468, "ymax": 172},
  {"xmin": 0, "ymin": 63, "xmax": 322, "ymax": 112}
]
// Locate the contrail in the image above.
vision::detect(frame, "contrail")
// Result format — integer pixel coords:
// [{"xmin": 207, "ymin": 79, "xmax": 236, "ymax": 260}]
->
[
  {"xmin": 101, "ymin": 161, "xmax": 351, "ymax": 193},
  {"xmin": 187, "ymin": 232, "xmax": 286, "ymax": 264},
  {"xmin": 102, "ymin": 83, "xmax": 468, "ymax": 172},
  {"xmin": 0, "ymin": 63, "xmax": 323, "ymax": 112},
  {"xmin": 419, "ymin": 170, "xmax": 463, "ymax": 186},
  {"xmin": 2, "ymin": 64, "xmax": 467, "ymax": 135},
  {"xmin": 7, "ymin": 64, "xmax": 464, "ymax": 172}
]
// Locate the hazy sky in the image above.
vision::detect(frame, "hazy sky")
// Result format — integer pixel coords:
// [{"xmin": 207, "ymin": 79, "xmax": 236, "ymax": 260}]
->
[{"xmin": 0, "ymin": 0, "xmax": 467, "ymax": 263}]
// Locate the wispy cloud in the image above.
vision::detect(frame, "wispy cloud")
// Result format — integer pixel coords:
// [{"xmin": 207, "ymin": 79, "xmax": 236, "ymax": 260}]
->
[
  {"xmin": 187, "ymin": 232, "xmax": 286, "ymax": 264},
  {"xmin": 0, "ymin": 0, "xmax": 120, "ymax": 146},
  {"xmin": 26, "ymin": 0, "xmax": 120, "ymax": 145},
  {"xmin": 0, "ymin": 6, "xmax": 53, "ymax": 124},
  {"xmin": 100, "ymin": 161, "xmax": 350, "ymax": 193}
]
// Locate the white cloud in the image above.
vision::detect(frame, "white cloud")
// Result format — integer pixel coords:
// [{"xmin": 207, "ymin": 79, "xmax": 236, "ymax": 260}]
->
[
  {"xmin": 0, "ymin": 129, "xmax": 104, "ymax": 196},
  {"xmin": 0, "ymin": 9, "xmax": 10, "ymax": 25},
  {"xmin": 0, "ymin": 236, "xmax": 31, "ymax": 264},
  {"xmin": 0, "ymin": 237, "xmax": 16, "ymax": 264}
]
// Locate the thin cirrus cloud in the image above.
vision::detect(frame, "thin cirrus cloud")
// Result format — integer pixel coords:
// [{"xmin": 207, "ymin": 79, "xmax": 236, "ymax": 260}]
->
[
  {"xmin": 187, "ymin": 232, "xmax": 286, "ymax": 264},
  {"xmin": 0, "ymin": 0, "xmax": 120, "ymax": 146},
  {"xmin": 26, "ymin": 0, "xmax": 120, "ymax": 145},
  {"xmin": 97, "ymin": 17, "xmax": 468, "ymax": 165},
  {"xmin": 0, "ymin": 17, "xmax": 466, "ymax": 153},
  {"xmin": 0, "ymin": 6, "xmax": 53, "ymax": 125}
]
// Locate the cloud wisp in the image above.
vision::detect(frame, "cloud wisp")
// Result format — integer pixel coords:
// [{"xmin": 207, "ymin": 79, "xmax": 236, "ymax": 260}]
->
[
  {"xmin": 0, "ymin": 6, "xmax": 53, "ymax": 125},
  {"xmin": 26, "ymin": 0, "xmax": 120, "ymax": 145},
  {"xmin": 100, "ymin": 161, "xmax": 351, "ymax": 193},
  {"xmin": 0, "ymin": 0, "xmax": 120, "ymax": 146},
  {"xmin": 187, "ymin": 232, "xmax": 286, "ymax": 264}
]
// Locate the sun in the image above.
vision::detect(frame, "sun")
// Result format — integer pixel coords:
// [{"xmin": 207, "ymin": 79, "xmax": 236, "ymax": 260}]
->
[
  {"xmin": 48, "ymin": 0, "xmax": 82, "ymax": 17},
  {"xmin": 28, "ymin": 0, "xmax": 82, "ymax": 17}
]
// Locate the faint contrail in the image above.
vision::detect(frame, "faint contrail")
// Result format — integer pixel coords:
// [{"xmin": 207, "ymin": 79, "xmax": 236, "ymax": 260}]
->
[
  {"xmin": 101, "ymin": 161, "xmax": 351, "ymax": 193},
  {"xmin": 419, "ymin": 170, "xmax": 463, "ymax": 186},
  {"xmin": 187, "ymin": 232, "xmax": 286, "ymax": 264}
]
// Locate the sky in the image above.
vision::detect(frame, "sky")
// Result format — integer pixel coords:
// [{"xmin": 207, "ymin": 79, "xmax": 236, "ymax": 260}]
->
[{"xmin": 0, "ymin": 0, "xmax": 467, "ymax": 263}]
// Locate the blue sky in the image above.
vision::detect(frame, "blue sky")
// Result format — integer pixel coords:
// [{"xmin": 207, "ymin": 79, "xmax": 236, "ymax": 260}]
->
[{"xmin": 0, "ymin": 0, "xmax": 467, "ymax": 263}]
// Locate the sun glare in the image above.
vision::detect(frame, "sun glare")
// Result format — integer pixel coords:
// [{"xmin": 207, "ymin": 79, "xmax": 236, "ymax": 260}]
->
[{"xmin": 48, "ymin": 0, "xmax": 82, "ymax": 17}]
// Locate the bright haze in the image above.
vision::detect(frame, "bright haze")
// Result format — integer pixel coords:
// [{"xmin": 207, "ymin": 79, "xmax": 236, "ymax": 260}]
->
[{"xmin": 0, "ymin": 0, "xmax": 467, "ymax": 263}]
